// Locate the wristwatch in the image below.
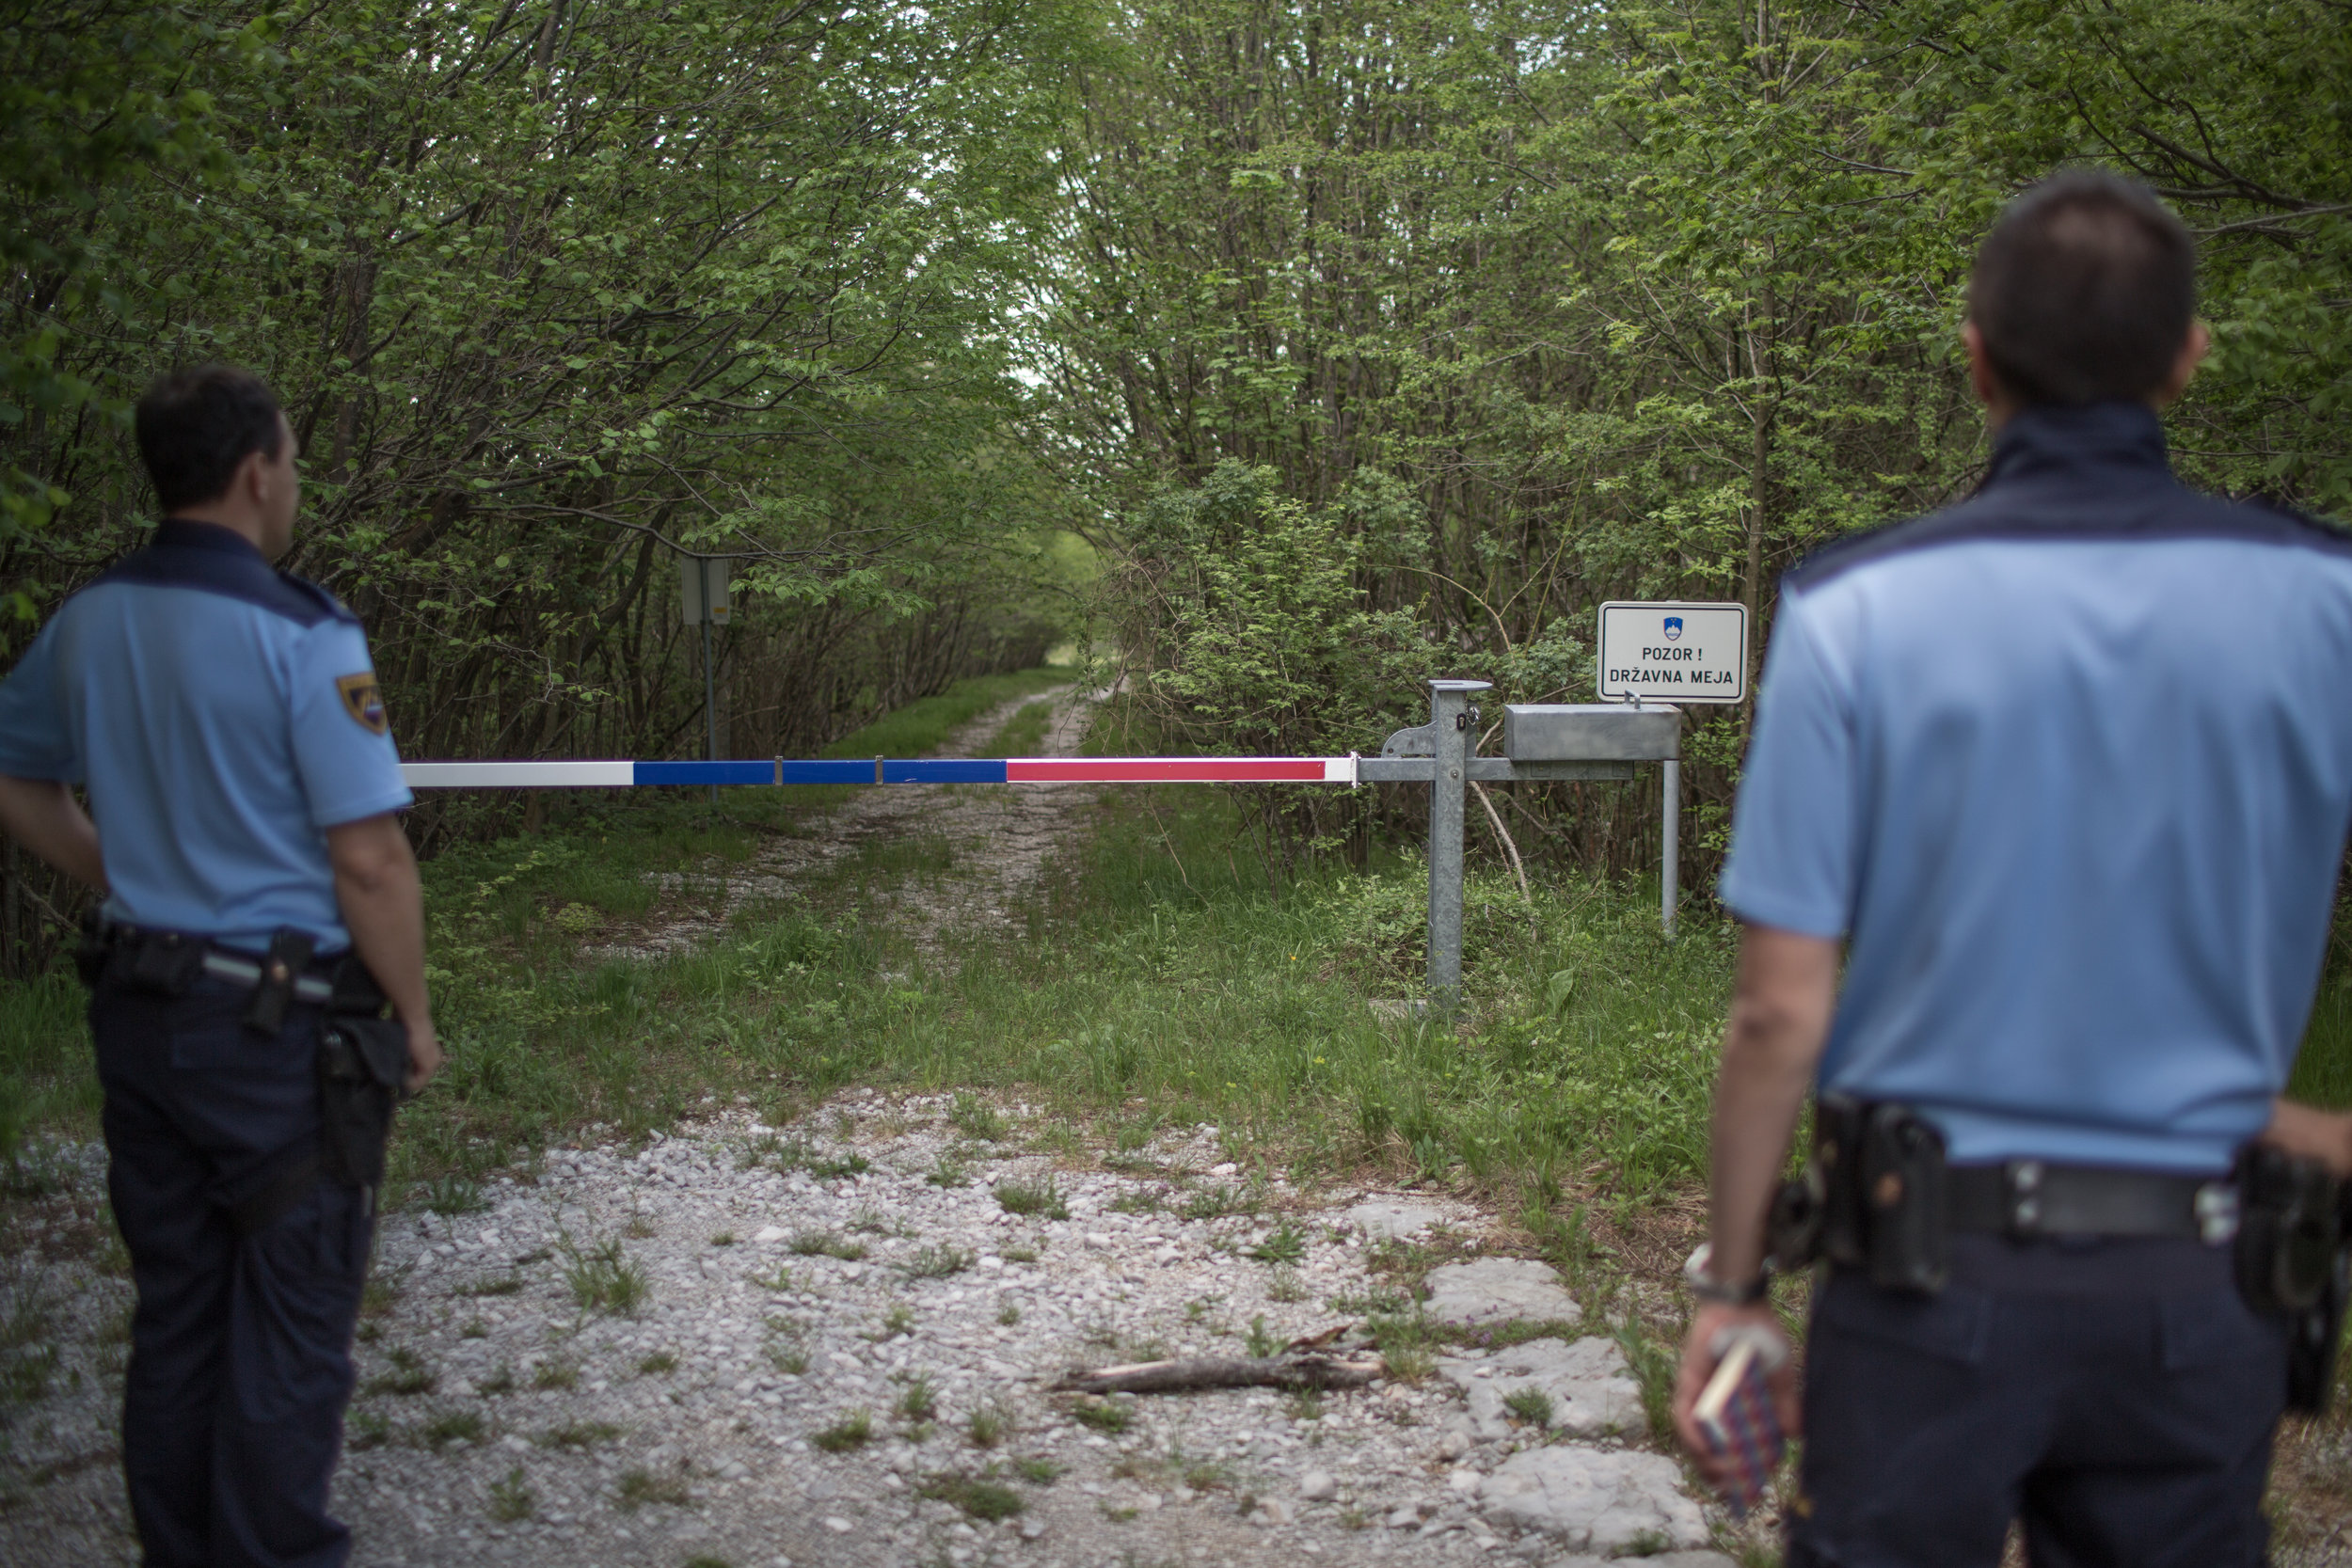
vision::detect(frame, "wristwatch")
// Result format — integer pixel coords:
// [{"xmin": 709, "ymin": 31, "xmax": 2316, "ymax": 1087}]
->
[{"xmin": 1683, "ymin": 1242, "xmax": 1771, "ymax": 1306}]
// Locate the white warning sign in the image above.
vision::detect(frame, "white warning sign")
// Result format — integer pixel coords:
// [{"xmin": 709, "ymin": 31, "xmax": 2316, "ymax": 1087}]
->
[{"xmin": 1597, "ymin": 601, "xmax": 1748, "ymax": 704}]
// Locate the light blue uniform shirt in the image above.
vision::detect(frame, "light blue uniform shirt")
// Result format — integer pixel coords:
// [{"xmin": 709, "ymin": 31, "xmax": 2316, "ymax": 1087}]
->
[
  {"xmin": 0, "ymin": 520, "xmax": 412, "ymax": 953},
  {"xmin": 1720, "ymin": 404, "xmax": 2352, "ymax": 1173}
]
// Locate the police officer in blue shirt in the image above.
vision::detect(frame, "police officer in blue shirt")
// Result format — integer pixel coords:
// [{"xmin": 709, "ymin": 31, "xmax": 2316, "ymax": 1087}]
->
[
  {"xmin": 0, "ymin": 364, "xmax": 439, "ymax": 1567},
  {"xmin": 1672, "ymin": 174, "xmax": 2352, "ymax": 1564}
]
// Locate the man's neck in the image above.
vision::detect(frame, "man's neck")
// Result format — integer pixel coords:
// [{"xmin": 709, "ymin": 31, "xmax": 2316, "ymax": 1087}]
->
[{"xmin": 167, "ymin": 506, "xmax": 272, "ymax": 558}]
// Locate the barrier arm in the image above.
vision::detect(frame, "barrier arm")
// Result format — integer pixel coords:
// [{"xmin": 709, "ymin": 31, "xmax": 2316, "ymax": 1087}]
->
[{"xmin": 396, "ymin": 683, "xmax": 1682, "ymax": 1009}]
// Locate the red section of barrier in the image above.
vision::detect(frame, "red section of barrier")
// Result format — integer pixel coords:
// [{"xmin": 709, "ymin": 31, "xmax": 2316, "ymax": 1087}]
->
[{"xmin": 1006, "ymin": 757, "xmax": 1330, "ymax": 783}]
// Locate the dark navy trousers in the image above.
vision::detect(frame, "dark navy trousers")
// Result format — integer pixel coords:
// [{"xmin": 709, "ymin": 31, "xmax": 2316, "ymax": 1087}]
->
[
  {"xmin": 93, "ymin": 977, "xmax": 373, "ymax": 1568},
  {"xmin": 1788, "ymin": 1235, "xmax": 2289, "ymax": 1568}
]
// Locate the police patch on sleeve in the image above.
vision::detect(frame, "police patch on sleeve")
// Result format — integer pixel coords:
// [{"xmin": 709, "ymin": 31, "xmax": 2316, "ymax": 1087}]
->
[{"xmin": 335, "ymin": 673, "xmax": 389, "ymax": 736}]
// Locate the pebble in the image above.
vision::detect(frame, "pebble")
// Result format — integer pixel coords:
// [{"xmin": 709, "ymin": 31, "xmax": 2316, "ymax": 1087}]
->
[{"xmin": 1422, "ymin": 1258, "xmax": 1584, "ymax": 1327}]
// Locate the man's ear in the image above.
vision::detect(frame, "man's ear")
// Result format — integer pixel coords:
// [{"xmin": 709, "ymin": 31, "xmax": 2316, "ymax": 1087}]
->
[
  {"xmin": 2152, "ymin": 320, "xmax": 2209, "ymax": 408},
  {"xmin": 235, "ymin": 444, "xmax": 276, "ymax": 508},
  {"xmin": 1962, "ymin": 321, "xmax": 2016, "ymax": 424}
]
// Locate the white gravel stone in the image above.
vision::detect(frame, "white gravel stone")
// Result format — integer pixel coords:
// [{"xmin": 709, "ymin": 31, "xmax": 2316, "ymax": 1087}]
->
[
  {"xmin": 1422, "ymin": 1258, "xmax": 1582, "ymax": 1327},
  {"xmin": 1438, "ymin": 1335, "xmax": 1647, "ymax": 1438},
  {"xmin": 1297, "ymin": 1470, "xmax": 1337, "ymax": 1501},
  {"xmin": 1343, "ymin": 1199, "xmax": 1449, "ymax": 1239},
  {"xmin": 1479, "ymin": 1447, "xmax": 1708, "ymax": 1552}
]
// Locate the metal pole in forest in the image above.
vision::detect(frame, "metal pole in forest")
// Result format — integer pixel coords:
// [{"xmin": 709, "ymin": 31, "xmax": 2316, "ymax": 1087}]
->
[{"xmin": 700, "ymin": 558, "xmax": 719, "ymax": 811}]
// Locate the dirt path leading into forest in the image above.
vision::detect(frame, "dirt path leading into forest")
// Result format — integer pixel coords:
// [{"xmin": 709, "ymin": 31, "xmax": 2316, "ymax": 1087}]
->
[{"xmin": 603, "ymin": 686, "xmax": 1101, "ymax": 960}]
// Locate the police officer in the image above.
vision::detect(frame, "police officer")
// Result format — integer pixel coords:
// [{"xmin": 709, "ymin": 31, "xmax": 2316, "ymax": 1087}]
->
[
  {"xmin": 1672, "ymin": 174, "xmax": 2352, "ymax": 1564},
  {"xmin": 0, "ymin": 364, "xmax": 438, "ymax": 1567}
]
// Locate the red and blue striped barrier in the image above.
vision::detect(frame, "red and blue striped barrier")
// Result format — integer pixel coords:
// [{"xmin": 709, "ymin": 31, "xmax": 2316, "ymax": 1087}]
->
[{"xmin": 399, "ymin": 756, "xmax": 1361, "ymax": 789}]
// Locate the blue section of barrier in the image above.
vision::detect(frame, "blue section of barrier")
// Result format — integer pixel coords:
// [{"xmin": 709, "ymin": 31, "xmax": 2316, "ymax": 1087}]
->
[
  {"xmin": 635, "ymin": 760, "xmax": 779, "ymax": 786},
  {"xmin": 882, "ymin": 759, "xmax": 1009, "ymax": 784},
  {"xmin": 776, "ymin": 760, "xmax": 882, "ymax": 784}
]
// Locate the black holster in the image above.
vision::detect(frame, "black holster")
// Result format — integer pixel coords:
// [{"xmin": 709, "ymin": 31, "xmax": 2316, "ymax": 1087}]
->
[
  {"xmin": 1769, "ymin": 1094, "xmax": 1951, "ymax": 1295},
  {"xmin": 2234, "ymin": 1144, "xmax": 2351, "ymax": 1415},
  {"xmin": 318, "ymin": 1014, "xmax": 406, "ymax": 1189}
]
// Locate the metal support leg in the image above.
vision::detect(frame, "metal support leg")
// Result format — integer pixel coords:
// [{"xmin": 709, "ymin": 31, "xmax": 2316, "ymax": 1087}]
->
[
  {"xmin": 1661, "ymin": 758, "xmax": 1679, "ymax": 938},
  {"xmin": 1425, "ymin": 679, "xmax": 1488, "ymax": 1010}
]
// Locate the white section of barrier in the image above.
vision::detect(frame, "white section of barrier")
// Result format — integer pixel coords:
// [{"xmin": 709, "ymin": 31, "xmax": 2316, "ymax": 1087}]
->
[
  {"xmin": 402, "ymin": 761, "xmax": 635, "ymax": 788},
  {"xmin": 1323, "ymin": 756, "xmax": 1359, "ymax": 784}
]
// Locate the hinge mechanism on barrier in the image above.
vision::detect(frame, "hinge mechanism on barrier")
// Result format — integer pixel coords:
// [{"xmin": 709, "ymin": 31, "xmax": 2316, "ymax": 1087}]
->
[{"xmin": 1379, "ymin": 722, "xmax": 1438, "ymax": 758}]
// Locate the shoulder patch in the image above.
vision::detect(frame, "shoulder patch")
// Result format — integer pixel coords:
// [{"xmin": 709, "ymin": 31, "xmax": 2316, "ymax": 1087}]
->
[{"xmin": 336, "ymin": 673, "xmax": 389, "ymax": 736}]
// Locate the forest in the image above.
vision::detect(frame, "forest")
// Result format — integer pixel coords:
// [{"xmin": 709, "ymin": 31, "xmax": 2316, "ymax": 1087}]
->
[{"xmin": 5, "ymin": 0, "xmax": 2347, "ymax": 891}]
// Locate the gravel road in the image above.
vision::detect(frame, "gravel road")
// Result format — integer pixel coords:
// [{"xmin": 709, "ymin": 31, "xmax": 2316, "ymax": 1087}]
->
[{"xmin": 0, "ymin": 685, "xmax": 1745, "ymax": 1566}]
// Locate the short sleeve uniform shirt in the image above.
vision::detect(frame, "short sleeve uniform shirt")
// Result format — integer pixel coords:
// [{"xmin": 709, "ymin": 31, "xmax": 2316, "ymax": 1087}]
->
[
  {"xmin": 1720, "ymin": 403, "xmax": 2352, "ymax": 1174},
  {"xmin": 0, "ymin": 519, "xmax": 412, "ymax": 953}
]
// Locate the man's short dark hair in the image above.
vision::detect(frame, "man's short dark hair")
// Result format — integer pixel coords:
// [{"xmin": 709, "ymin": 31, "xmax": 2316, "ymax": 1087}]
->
[
  {"xmin": 135, "ymin": 364, "xmax": 286, "ymax": 511},
  {"xmin": 1968, "ymin": 172, "xmax": 2198, "ymax": 407}
]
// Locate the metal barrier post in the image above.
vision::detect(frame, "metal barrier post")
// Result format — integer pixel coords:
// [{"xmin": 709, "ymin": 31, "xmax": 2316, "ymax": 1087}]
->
[
  {"xmin": 1425, "ymin": 679, "xmax": 1488, "ymax": 1010},
  {"xmin": 1661, "ymin": 757, "xmax": 1679, "ymax": 939}
]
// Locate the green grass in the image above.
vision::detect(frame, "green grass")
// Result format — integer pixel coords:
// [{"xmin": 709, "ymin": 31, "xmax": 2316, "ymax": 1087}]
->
[
  {"xmin": 820, "ymin": 668, "xmax": 1072, "ymax": 763},
  {"xmin": 986, "ymin": 698, "xmax": 1058, "ymax": 758},
  {"xmin": 993, "ymin": 1178, "xmax": 1068, "ymax": 1220},
  {"xmin": 614, "ymin": 1467, "xmax": 691, "ymax": 1510},
  {"xmin": 1247, "ymin": 1221, "xmax": 1306, "ymax": 1266},
  {"xmin": 896, "ymin": 1373, "xmax": 939, "ymax": 1421},
  {"xmin": 1502, "ymin": 1386, "xmax": 1554, "ymax": 1427},
  {"xmin": 0, "ymin": 972, "xmax": 96, "ymax": 1164},
  {"xmin": 363, "ymin": 1346, "xmax": 436, "ymax": 1397},
  {"xmin": 1070, "ymin": 1398, "xmax": 1131, "ymax": 1433},
  {"xmin": 423, "ymin": 1409, "xmax": 485, "ymax": 1446},
  {"xmin": 542, "ymin": 1418, "xmax": 623, "ymax": 1448},
  {"xmin": 916, "ymin": 1472, "xmax": 1025, "ymax": 1521},
  {"xmin": 810, "ymin": 1409, "xmax": 873, "ymax": 1452},
  {"xmin": 0, "ymin": 781, "xmax": 1750, "ymax": 1271},
  {"xmin": 2292, "ymin": 981, "xmax": 2352, "ymax": 1108},
  {"xmin": 899, "ymin": 1243, "xmax": 973, "ymax": 1280},
  {"xmin": 563, "ymin": 1238, "xmax": 649, "ymax": 1316},
  {"xmin": 487, "ymin": 1466, "xmax": 534, "ymax": 1523}
]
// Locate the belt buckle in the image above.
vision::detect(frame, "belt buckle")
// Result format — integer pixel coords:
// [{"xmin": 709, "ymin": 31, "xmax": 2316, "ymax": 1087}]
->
[
  {"xmin": 2193, "ymin": 1180, "xmax": 2240, "ymax": 1246},
  {"xmin": 2004, "ymin": 1159, "xmax": 2045, "ymax": 1237}
]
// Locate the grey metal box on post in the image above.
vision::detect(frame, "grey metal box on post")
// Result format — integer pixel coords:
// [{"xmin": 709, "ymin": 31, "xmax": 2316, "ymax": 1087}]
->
[{"xmin": 1501, "ymin": 704, "xmax": 1679, "ymax": 766}]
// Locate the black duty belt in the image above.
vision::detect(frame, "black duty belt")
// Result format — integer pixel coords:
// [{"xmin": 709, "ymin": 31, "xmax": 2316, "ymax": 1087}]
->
[
  {"xmin": 84, "ymin": 918, "xmax": 384, "ymax": 1034},
  {"xmin": 194, "ymin": 946, "xmax": 341, "ymax": 1005},
  {"xmin": 1947, "ymin": 1160, "xmax": 2239, "ymax": 1244}
]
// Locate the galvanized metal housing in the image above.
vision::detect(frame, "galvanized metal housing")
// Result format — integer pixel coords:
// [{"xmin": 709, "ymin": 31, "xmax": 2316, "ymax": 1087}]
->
[{"xmin": 1502, "ymin": 704, "xmax": 1680, "ymax": 763}]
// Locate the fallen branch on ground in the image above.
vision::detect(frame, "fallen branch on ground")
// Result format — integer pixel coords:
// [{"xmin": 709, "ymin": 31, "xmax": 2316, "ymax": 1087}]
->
[{"xmin": 1054, "ymin": 1354, "xmax": 1384, "ymax": 1395}]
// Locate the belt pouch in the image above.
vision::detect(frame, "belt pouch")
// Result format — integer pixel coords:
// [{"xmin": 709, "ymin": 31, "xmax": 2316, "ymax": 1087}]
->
[
  {"xmin": 1861, "ymin": 1103, "xmax": 1950, "ymax": 1293},
  {"xmin": 1815, "ymin": 1094, "xmax": 1869, "ymax": 1268},
  {"xmin": 125, "ymin": 930, "xmax": 205, "ymax": 995},
  {"xmin": 317, "ymin": 1016, "xmax": 406, "ymax": 1187}
]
